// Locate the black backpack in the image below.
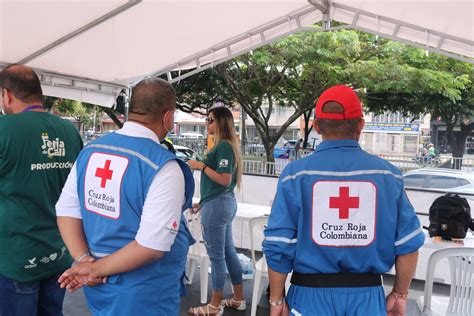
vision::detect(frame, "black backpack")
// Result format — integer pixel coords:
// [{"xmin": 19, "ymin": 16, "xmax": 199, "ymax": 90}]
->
[{"xmin": 428, "ymin": 193, "xmax": 474, "ymax": 239}]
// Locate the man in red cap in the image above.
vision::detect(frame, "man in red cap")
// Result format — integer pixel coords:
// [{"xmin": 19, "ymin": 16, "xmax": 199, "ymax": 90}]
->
[{"xmin": 262, "ymin": 85, "xmax": 423, "ymax": 316}]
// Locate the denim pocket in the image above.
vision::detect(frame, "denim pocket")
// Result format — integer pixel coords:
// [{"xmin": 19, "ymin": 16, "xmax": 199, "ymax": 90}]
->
[
  {"xmin": 181, "ymin": 215, "xmax": 196, "ymax": 246},
  {"xmin": 14, "ymin": 280, "xmax": 39, "ymax": 294}
]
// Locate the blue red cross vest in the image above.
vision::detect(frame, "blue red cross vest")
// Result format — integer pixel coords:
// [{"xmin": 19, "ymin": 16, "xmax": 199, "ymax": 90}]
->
[
  {"xmin": 263, "ymin": 140, "xmax": 425, "ymax": 315},
  {"xmin": 75, "ymin": 132, "xmax": 195, "ymax": 315}
]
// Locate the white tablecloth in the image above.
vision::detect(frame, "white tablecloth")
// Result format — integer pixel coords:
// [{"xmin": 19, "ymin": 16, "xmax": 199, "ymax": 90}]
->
[
  {"xmin": 233, "ymin": 202, "xmax": 271, "ymax": 250},
  {"xmin": 422, "ymin": 231, "xmax": 474, "ymax": 250},
  {"xmin": 191, "ymin": 198, "xmax": 270, "ymax": 250}
]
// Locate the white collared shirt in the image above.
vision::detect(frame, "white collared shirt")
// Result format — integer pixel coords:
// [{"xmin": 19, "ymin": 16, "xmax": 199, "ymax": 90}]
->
[{"xmin": 56, "ymin": 121, "xmax": 185, "ymax": 252}]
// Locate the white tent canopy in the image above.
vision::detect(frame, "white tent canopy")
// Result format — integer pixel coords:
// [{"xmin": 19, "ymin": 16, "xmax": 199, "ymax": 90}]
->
[{"xmin": 1, "ymin": 0, "xmax": 473, "ymax": 107}]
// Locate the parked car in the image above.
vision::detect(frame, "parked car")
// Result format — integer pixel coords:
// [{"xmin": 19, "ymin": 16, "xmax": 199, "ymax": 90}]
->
[
  {"xmin": 244, "ymin": 142, "xmax": 265, "ymax": 156},
  {"xmin": 403, "ymin": 168, "xmax": 474, "ymax": 196},
  {"xmin": 273, "ymin": 140, "xmax": 298, "ymax": 159},
  {"xmin": 174, "ymin": 145, "xmax": 203, "ymax": 162}
]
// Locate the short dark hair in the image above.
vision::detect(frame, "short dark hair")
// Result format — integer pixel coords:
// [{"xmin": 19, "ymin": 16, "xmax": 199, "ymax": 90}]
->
[
  {"xmin": 129, "ymin": 78, "xmax": 176, "ymax": 119},
  {"xmin": 0, "ymin": 64, "xmax": 43, "ymax": 103},
  {"xmin": 316, "ymin": 101, "xmax": 361, "ymax": 138}
]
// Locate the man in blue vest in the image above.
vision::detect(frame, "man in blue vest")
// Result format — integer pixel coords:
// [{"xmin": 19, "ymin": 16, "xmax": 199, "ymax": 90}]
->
[
  {"xmin": 262, "ymin": 85, "xmax": 424, "ymax": 316},
  {"xmin": 56, "ymin": 78, "xmax": 195, "ymax": 315}
]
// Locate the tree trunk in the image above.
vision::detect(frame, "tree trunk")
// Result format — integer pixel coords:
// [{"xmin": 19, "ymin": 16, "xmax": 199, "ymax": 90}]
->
[
  {"xmin": 264, "ymin": 142, "xmax": 276, "ymax": 175},
  {"xmin": 302, "ymin": 110, "xmax": 313, "ymax": 149},
  {"xmin": 264, "ymin": 140, "xmax": 275, "ymax": 163},
  {"xmin": 451, "ymin": 140, "xmax": 465, "ymax": 169},
  {"xmin": 241, "ymin": 111, "xmax": 247, "ymax": 149}
]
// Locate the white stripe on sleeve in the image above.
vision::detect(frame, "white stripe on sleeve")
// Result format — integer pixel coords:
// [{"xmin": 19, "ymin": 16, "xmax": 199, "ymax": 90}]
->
[
  {"xmin": 395, "ymin": 227, "xmax": 423, "ymax": 247},
  {"xmin": 265, "ymin": 236, "xmax": 298, "ymax": 244}
]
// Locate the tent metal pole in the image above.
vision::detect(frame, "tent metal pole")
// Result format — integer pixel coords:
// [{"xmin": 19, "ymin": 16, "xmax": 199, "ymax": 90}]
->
[
  {"xmin": 307, "ymin": 0, "xmax": 329, "ymax": 14},
  {"xmin": 307, "ymin": 0, "xmax": 331, "ymax": 30},
  {"xmin": 124, "ymin": 88, "xmax": 131, "ymax": 122},
  {"xmin": 18, "ymin": 0, "xmax": 142, "ymax": 64}
]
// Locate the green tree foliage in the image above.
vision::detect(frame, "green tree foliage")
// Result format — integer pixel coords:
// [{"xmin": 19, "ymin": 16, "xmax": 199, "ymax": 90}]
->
[
  {"xmin": 44, "ymin": 96, "xmax": 100, "ymax": 132},
  {"xmin": 353, "ymin": 45, "xmax": 473, "ymax": 163},
  {"xmin": 172, "ymin": 71, "xmax": 230, "ymax": 115},
  {"xmin": 176, "ymin": 30, "xmax": 370, "ymax": 161},
  {"xmin": 276, "ymin": 31, "xmax": 381, "ymax": 149},
  {"xmin": 174, "ymin": 29, "xmax": 473, "ymax": 164}
]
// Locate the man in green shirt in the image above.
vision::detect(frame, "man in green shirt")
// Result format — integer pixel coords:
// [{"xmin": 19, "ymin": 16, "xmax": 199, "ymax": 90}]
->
[{"xmin": 0, "ymin": 64, "xmax": 83, "ymax": 315}]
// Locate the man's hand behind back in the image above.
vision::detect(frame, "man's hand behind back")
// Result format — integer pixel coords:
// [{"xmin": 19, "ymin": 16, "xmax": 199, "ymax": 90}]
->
[
  {"xmin": 270, "ymin": 302, "xmax": 290, "ymax": 316},
  {"xmin": 386, "ymin": 293, "xmax": 407, "ymax": 316},
  {"xmin": 58, "ymin": 257, "xmax": 106, "ymax": 292}
]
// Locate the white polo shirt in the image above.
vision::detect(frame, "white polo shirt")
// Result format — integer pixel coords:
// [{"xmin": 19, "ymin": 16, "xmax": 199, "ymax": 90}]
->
[{"xmin": 56, "ymin": 122, "xmax": 185, "ymax": 252}]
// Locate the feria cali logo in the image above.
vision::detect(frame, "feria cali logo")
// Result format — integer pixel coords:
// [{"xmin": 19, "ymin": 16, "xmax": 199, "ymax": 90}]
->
[{"xmin": 41, "ymin": 133, "xmax": 65, "ymax": 158}]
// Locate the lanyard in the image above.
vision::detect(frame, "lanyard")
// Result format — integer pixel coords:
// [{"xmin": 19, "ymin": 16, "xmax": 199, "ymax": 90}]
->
[{"xmin": 22, "ymin": 105, "xmax": 44, "ymax": 113}]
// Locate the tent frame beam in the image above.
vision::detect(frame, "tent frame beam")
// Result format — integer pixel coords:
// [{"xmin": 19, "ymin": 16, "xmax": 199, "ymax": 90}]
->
[
  {"xmin": 3, "ymin": 0, "xmax": 471, "ymax": 104},
  {"xmin": 139, "ymin": 4, "xmax": 321, "ymax": 85},
  {"xmin": 330, "ymin": 2, "xmax": 473, "ymax": 65},
  {"xmin": 308, "ymin": 0, "xmax": 328, "ymax": 14},
  {"xmin": 18, "ymin": 0, "xmax": 142, "ymax": 64},
  {"xmin": 1, "ymin": 62, "xmax": 126, "ymax": 99},
  {"xmin": 145, "ymin": 0, "xmax": 472, "ymax": 85},
  {"xmin": 39, "ymin": 72, "xmax": 125, "ymax": 97}
]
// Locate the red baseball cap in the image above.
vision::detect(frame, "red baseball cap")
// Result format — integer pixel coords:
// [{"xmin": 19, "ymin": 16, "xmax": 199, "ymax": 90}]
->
[{"xmin": 315, "ymin": 85, "xmax": 363, "ymax": 120}]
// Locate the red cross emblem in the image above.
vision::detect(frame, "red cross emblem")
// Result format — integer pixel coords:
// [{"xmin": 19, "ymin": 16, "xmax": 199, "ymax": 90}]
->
[
  {"xmin": 172, "ymin": 221, "xmax": 178, "ymax": 230},
  {"xmin": 329, "ymin": 186, "xmax": 359, "ymax": 219},
  {"xmin": 95, "ymin": 160, "xmax": 113, "ymax": 188}
]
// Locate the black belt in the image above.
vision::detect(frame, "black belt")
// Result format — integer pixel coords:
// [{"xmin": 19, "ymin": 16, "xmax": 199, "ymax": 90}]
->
[{"xmin": 291, "ymin": 271, "xmax": 382, "ymax": 288}]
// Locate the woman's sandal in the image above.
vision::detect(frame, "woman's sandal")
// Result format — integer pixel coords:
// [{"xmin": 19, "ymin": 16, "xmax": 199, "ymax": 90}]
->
[
  {"xmin": 188, "ymin": 303, "xmax": 223, "ymax": 316},
  {"xmin": 221, "ymin": 298, "xmax": 247, "ymax": 311}
]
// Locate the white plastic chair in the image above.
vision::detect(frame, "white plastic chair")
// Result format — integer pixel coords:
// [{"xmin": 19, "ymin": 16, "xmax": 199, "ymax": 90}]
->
[
  {"xmin": 185, "ymin": 210, "xmax": 210, "ymax": 304},
  {"xmin": 249, "ymin": 216, "xmax": 292, "ymax": 316},
  {"xmin": 417, "ymin": 247, "xmax": 474, "ymax": 315},
  {"xmin": 249, "ymin": 216, "xmax": 269, "ymax": 316}
]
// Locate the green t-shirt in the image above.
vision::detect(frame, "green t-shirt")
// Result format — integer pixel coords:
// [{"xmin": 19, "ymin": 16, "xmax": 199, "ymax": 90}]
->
[
  {"xmin": 0, "ymin": 111, "xmax": 83, "ymax": 282},
  {"xmin": 200, "ymin": 141, "xmax": 237, "ymax": 205},
  {"xmin": 428, "ymin": 147, "xmax": 436, "ymax": 156}
]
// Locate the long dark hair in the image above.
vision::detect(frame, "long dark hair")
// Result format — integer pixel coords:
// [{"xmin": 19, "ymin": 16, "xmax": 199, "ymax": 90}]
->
[{"xmin": 209, "ymin": 107, "xmax": 242, "ymax": 187}]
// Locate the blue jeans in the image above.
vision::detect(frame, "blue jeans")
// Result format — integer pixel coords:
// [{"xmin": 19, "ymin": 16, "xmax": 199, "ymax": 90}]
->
[
  {"xmin": 201, "ymin": 193, "xmax": 243, "ymax": 291},
  {"xmin": 0, "ymin": 273, "xmax": 65, "ymax": 316}
]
